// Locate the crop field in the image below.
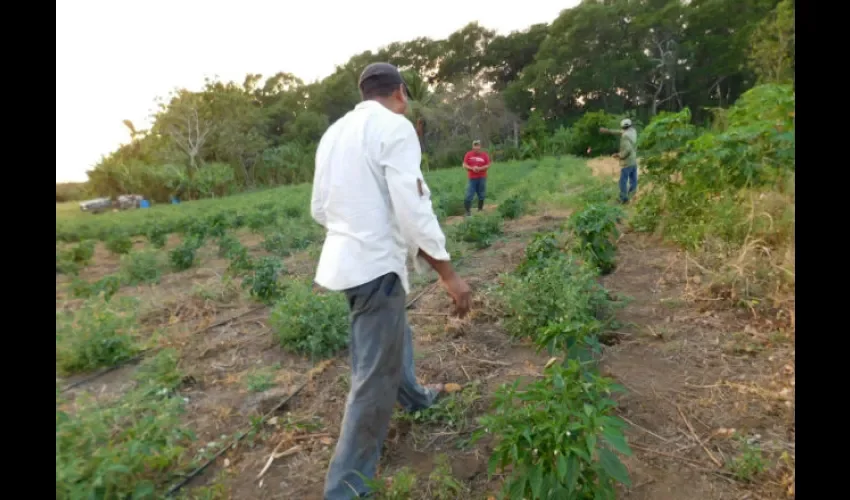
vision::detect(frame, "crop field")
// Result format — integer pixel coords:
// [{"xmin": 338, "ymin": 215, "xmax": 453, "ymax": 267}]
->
[{"xmin": 57, "ymin": 123, "xmax": 794, "ymax": 498}]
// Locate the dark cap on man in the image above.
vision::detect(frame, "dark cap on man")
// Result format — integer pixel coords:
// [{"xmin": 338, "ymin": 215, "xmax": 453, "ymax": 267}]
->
[{"xmin": 359, "ymin": 62, "xmax": 413, "ymax": 98}]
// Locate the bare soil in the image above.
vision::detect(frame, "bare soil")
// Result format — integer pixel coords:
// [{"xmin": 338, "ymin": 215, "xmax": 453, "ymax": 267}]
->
[{"xmin": 57, "ymin": 179, "xmax": 794, "ymax": 499}]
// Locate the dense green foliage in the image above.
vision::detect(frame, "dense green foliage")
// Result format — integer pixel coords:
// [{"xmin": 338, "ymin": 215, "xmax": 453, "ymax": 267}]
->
[
  {"xmin": 633, "ymin": 83, "xmax": 795, "ymax": 306},
  {"xmin": 56, "ymin": 297, "xmax": 140, "ymax": 375},
  {"xmin": 479, "ymin": 175, "xmax": 631, "ymax": 499},
  {"xmin": 242, "ymin": 257, "xmax": 285, "ymax": 303},
  {"xmin": 568, "ymin": 204, "xmax": 625, "ymax": 275},
  {"xmin": 75, "ymin": 0, "xmax": 792, "ymax": 204},
  {"xmin": 56, "ymin": 350, "xmax": 194, "ymax": 498},
  {"xmin": 481, "ymin": 362, "xmax": 631, "ymax": 499},
  {"xmin": 269, "ymin": 279, "xmax": 349, "ymax": 359}
]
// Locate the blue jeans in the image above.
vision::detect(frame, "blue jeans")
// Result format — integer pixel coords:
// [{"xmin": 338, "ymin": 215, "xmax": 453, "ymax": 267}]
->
[
  {"xmin": 464, "ymin": 177, "xmax": 487, "ymax": 212},
  {"xmin": 619, "ymin": 165, "xmax": 638, "ymax": 202},
  {"xmin": 324, "ymin": 273, "xmax": 437, "ymax": 500}
]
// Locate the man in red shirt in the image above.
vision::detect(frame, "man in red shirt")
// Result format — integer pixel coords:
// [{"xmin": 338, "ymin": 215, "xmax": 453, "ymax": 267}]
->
[{"xmin": 462, "ymin": 140, "xmax": 491, "ymax": 216}]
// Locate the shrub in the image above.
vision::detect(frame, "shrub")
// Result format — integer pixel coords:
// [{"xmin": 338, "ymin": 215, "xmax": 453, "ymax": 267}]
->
[
  {"xmin": 270, "ymin": 280, "xmax": 348, "ymax": 359},
  {"xmin": 169, "ymin": 236, "xmax": 203, "ymax": 271},
  {"xmin": 68, "ymin": 274, "xmax": 122, "ymax": 301},
  {"xmin": 134, "ymin": 348, "xmax": 183, "ymax": 392},
  {"xmin": 105, "ymin": 234, "xmax": 133, "ymax": 255},
  {"xmin": 246, "ymin": 210, "xmax": 277, "ymax": 231},
  {"xmin": 567, "ymin": 111, "xmax": 622, "ymax": 157},
  {"xmin": 515, "ymin": 232, "xmax": 564, "ymax": 276},
  {"xmin": 56, "ymin": 375, "xmax": 194, "ymax": 498},
  {"xmin": 216, "ymin": 232, "xmax": 243, "ymax": 258},
  {"xmin": 56, "ymin": 297, "xmax": 140, "ymax": 375},
  {"xmin": 497, "ymin": 195, "xmax": 526, "ymax": 219},
  {"xmin": 242, "ymin": 257, "xmax": 285, "ymax": 303},
  {"xmin": 62, "ymin": 240, "xmax": 96, "ymax": 265},
  {"xmin": 120, "ymin": 250, "xmax": 161, "ymax": 285},
  {"xmin": 433, "ymin": 196, "xmax": 466, "ymax": 221},
  {"xmin": 57, "ymin": 258, "xmax": 80, "ymax": 276},
  {"xmin": 633, "ymin": 84, "xmax": 795, "ymax": 308},
  {"xmin": 500, "ymin": 254, "xmax": 613, "ymax": 354},
  {"xmin": 146, "ymin": 224, "xmax": 169, "ymax": 249},
  {"xmin": 477, "ymin": 360, "xmax": 632, "ymax": 499},
  {"xmin": 452, "ymin": 214, "xmax": 503, "ymax": 249},
  {"xmin": 567, "ymin": 204, "xmax": 624, "ymax": 275}
]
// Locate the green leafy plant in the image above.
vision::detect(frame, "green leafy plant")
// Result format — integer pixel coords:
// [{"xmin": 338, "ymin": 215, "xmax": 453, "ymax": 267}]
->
[
  {"xmin": 362, "ymin": 468, "xmax": 417, "ymax": 500},
  {"xmin": 245, "ymin": 365, "xmax": 278, "ymax": 393},
  {"xmin": 497, "ymin": 194, "xmax": 526, "ymax": 219},
  {"xmin": 427, "ymin": 455, "xmax": 467, "ymax": 500},
  {"xmin": 169, "ymin": 236, "xmax": 204, "ymax": 271},
  {"xmin": 62, "ymin": 240, "xmax": 96, "ymax": 265},
  {"xmin": 396, "ymin": 382, "xmax": 481, "ymax": 433},
  {"xmin": 477, "ymin": 360, "xmax": 632, "ymax": 499},
  {"xmin": 146, "ymin": 224, "xmax": 169, "ymax": 249},
  {"xmin": 56, "ymin": 256, "xmax": 80, "ymax": 275},
  {"xmin": 134, "ymin": 348, "xmax": 183, "ymax": 392},
  {"xmin": 270, "ymin": 279, "xmax": 348, "ymax": 359},
  {"xmin": 452, "ymin": 214, "xmax": 503, "ymax": 249},
  {"xmin": 68, "ymin": 274, "xmax": 123, "ymax": 301},
  {"xmin": 568, "ymin": 204, "xmax": 624, "ymax": 275},
  {"xmin": 216, "ymin": 233, "xmax": 242, "ymax": 258},
  {"xmin": 105, "ymin": 233, "xmax": 133, "ymax": 255},
  {"xmin": 56, "ymin": 368, "xmax": 195, "ymax": 498},
  {"xmin": 227, "ymin": 246, "xmax": 254, "ymax": 273},
  {"xmin": 242, "ymin": 257, "xmax": 285, "ymax": 303},
  {"xmin": 501, "ymin": 254, "xmax": 613, "ymax": 354},
  {"xmin": 56, "ymin": 296, "xmax": 140, "ymax": 375},
  {"xmin": 120, "ymin": 250, "xmax": 162, "ymax": 285},
  {"xmin": 726, "ymin": 435, "xmax": 767, "ymax": 482},
  {"xmin": 246, "ymin": 210, "xmax": 277, "ymax": 231},
  {"xmin": 515, "ymin": 231, "xmax": 563, "ymax": 276}
]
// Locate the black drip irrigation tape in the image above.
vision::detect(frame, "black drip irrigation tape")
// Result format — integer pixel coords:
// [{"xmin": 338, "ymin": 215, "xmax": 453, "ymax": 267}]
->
[
  {"xmin": 59, "ymin": 305, "xmax": 266, "ymax": 394},
  {"xmin": 164, "ymin": 285, "xmax": 437, "ymax": 496},
  {"xmin": 59, "ymin": 351, "xmax": 150, "ymax": 393}
]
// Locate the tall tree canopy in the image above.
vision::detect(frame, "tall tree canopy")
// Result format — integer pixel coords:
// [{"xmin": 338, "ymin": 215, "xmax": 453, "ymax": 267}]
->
[{"xmin": 85, "ymin": 0, "xmax": 790, "ymax": 201}]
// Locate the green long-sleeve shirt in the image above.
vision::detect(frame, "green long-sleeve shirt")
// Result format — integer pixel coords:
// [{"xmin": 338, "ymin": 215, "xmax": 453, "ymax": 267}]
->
[
  {"xmin": 618, "ymin": 133, "xmax": 637, "ymax": 167},
  {"xmin": 606, "ymin": 128, "xmax": 638, "ymax": 167}
]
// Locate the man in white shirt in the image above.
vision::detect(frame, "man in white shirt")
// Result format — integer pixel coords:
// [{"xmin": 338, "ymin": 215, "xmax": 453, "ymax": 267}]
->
[{"xmin": 311, "ymin": 62, "xmax": 471, "ymax": 500}]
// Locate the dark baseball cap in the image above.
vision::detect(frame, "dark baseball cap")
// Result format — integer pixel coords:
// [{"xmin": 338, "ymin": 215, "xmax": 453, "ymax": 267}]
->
[{"xmin": 358, "ymin": 62, "xmax": 413, "ymax": 98}]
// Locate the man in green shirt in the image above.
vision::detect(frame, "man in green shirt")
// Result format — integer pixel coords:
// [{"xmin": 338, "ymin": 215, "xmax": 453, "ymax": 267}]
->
[{"xmin": 600, "ymin": 119, "xmax": 638, "ymax": 203}]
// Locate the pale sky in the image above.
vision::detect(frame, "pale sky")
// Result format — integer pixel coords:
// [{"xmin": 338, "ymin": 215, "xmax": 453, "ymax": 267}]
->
[{"xmin": 56, "ymin": 0, "xmax": 576, "ymax": 183}]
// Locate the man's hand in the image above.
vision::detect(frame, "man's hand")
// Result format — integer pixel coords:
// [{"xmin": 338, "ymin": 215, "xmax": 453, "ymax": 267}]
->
[
  {"xmin": 440, "ymin": 273, "xmax": 472, "ymax": 317},
  {"xmin": 612, "ymin": 153, "xmax": 620, "ymax": 159},
  {"xmin": 417, "ymin": 250, "xmax": 472, "ymax": 318},
  {"xmin": 472, "ymin": 166, "xmax": 480, "ymax": 172},
  {"xmin": 599, "ymin": 127, "xmax": 609, "ymax": 134}
]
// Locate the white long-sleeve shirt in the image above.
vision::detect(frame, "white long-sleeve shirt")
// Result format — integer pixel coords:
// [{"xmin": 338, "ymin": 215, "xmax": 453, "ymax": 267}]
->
[{"xmin": 311, "ymin": 100, "xmax": 450, "ymax": 294}]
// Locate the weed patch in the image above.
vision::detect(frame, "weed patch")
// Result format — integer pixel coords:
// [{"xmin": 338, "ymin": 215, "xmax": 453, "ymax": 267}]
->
[
  {"xmin": 451, "ymin": 214, "xmax": 503, "ymax": 249},
  {"xmin": 120, "ymin": 250, "xmax": 162, "ymax": 285},
  {"xmin": 56, "ymin": 296, "xmax": 140, "ymax": 375},
  {"xmin": 270, "ymin": 280, "xmax": 349, "ymax": 359},
  {"xmin": 56, "ymin": 352, "xmax": 195, "ymax": 498}
]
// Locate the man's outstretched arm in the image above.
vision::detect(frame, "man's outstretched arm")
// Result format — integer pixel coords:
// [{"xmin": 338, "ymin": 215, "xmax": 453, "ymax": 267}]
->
[{"xmin": 383, "ymin": 121, "xmax": 471, "ymax": 315}]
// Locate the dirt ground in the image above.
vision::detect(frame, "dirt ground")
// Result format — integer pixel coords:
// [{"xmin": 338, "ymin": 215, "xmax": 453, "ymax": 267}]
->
[
  {"xmin": 187, "ymin": 228, "xmax": 792, "ymax": 499},
  {"xmin": 57, "ymin": 172, "xmax": 794, "ymax": 499}
]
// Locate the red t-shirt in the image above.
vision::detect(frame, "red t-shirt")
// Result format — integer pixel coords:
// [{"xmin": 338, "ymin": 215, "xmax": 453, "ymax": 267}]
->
[{"xmin": 464, "ymin": 150, "xmax": 491, "ymax": 179}]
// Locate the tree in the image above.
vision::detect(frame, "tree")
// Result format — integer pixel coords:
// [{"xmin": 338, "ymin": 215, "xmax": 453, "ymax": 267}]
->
[
  {"xmin": 154, "ymin": 90, "xmax": 213, "ymax": 170},
  {"xmin": 436, "ymin": 22, "xmax": 496, "ymax": 84},
  {"xmin": 748, "ymin": 0, "xmax": 795, "ymax": 84}
]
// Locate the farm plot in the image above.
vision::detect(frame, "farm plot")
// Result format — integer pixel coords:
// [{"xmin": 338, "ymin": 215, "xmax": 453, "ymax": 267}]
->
[
  {"xmin": 56, "ymin": 158, "xmax": 565, "ymax": 498},
  {"xmin": 56, "ymin": 154, "xmax": 793, "ymax": 500}
]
